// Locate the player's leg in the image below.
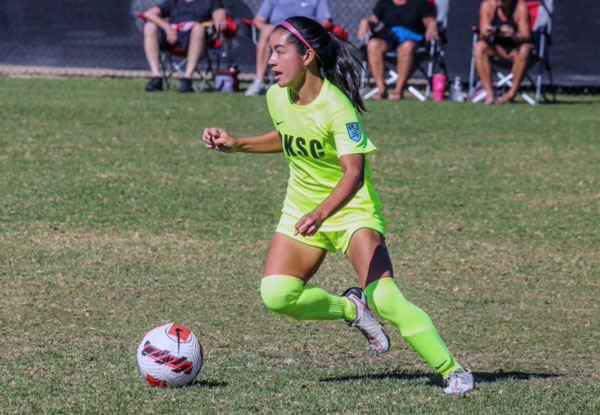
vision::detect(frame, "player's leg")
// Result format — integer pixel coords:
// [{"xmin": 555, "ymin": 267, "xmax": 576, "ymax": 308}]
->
[
  {"xmin": 366, "ymin": 38, "xmax": 389, "ymax": 99},
  {"xmin": 184, "ymin": 23, "xmax": 206, "ymax": 79},
  {"xmin": 474, "ymin": 40, "xmax": 496, "ymax": 104},
  {"xmin": 390, "ymin": 40, "xmax": 417, "ymax": 100},
  {"xmin": 260, "ymin": 233, "xmax": 355, "ymax": 321},
  {"xmin": 143, "ymin": 22, "xmax": 162, "ymax": 78},
  {"xmin": 498, "ymin": 42, "xmax": 533, "ymax": 103},
  {"xmin": 245, "ymin": 24, "xmax": 274, "ymax": 96},
  {"xmin": 346, "ymin": 229, "xmax": 468, "ymax": 384}
]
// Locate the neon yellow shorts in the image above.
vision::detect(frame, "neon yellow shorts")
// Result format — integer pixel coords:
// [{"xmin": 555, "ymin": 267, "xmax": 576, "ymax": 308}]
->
[{"xmin": 275, "ymin": 212, "xmax": 386, "ymax": 253}]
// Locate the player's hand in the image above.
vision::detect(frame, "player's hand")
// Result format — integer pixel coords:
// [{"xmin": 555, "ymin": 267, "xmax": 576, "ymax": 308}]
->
[
  {"xmin": 203, "ymin": 127, "xmax": 237, "ymax": 153},
  {"xmin": 482, "ymin": 25, "xmax": 495, "ymax": 37},
  {"xmin": 357, "ymin": 19, "xmax": 371, "ymax": 41},
  {"xmin": 295, "ymin": 211, "xmax": 325, "ymax": 237},
  {"xmin": 166, "ymin": 27, "xmax": 178, "ymax": 45},
  {"xmin": 213, "ymin": 16, "xmax": 227, "ymax": 33},
  {"xmin": 499, "ymin": 24, "xmax": 514, "ymax": 38},
  {"xmin": 425, "ymin": 26, "xmax": 439, "ymax": 42}
]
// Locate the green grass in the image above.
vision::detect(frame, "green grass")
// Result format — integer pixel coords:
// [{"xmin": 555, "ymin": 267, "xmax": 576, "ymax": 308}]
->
[{"xmin": 1, "ymin": 77, "xmax": 599, "ymax": 414}]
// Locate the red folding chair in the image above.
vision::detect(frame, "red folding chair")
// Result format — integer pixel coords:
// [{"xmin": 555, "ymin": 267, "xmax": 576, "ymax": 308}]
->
[{"xmin": 137, "ymin": 13, "xmax": 238, "ymax": 92}]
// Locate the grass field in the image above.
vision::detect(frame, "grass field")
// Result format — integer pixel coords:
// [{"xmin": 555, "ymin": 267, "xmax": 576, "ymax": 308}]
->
[{"xmin": 1, "ymin": 77, "xmax": 599, "ymax": 414}]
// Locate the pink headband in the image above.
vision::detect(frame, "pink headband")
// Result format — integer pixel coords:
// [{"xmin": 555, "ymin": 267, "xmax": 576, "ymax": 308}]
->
[{"xmin": 280, "ymin": 21, "xmax": 320, "ymax": 60}]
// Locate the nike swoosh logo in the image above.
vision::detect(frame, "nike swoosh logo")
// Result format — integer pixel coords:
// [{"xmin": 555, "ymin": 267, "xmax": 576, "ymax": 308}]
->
[
  {"xmin": 276, "ymin": 121, "xmax": 284, "ymax": 125},
  {"xmin": 435, "ymin": 360, "xmax": 448, "ymax": 370}
]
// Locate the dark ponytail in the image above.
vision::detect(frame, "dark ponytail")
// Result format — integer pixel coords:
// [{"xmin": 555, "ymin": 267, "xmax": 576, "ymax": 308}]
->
[{"xmin": 276, "ymin": 16, "xmax": 366, "ymax": 114}]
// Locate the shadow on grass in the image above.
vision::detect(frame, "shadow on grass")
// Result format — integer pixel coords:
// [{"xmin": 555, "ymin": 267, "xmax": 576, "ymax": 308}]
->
[
  {"xmin": 185, "ymin": 379, "xmax": 228, "ymax": 389},
  {"xmin": 320, "ymin": 371, "xmax": 558, "ymax": 387}
]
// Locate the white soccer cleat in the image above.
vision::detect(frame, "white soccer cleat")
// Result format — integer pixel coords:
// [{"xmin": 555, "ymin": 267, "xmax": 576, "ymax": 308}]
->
[
  {"xmin": 244, "ymin": 79, "xmax": 267, "ymax": 96},
  {"xmin": 443, "ymin": 369, "xmax": 474, "ymax": 395},
  {"xmin": 343, "ymin": 287, "xmax": 390, "ymax": 354}
]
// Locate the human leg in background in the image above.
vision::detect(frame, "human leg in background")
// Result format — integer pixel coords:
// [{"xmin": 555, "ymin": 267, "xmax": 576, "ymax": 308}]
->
[
  {"xmin": 390, "ymin": 40, "xmax": 417, "ymax": 100},
  {"xmin": 143, "ymin": 22, "xmax": 164, "ymax": 91},
  {"xmin": 497, "ymin": 42, "xmax": 533, "ymax": 103},
  {"xmin": 245, "ymin": 24, "xmax": 274, "ymax": 96},
  {"xmin": 184, "ymin": 23, "xmax": 206, "ymax": 79},
  {"xmin": 473, "ymin": 40, "xmax": 496, "ymax": 104},
  {"xmin": 366, "ymin": 38, "xmax": 389, "ymax": 99}
]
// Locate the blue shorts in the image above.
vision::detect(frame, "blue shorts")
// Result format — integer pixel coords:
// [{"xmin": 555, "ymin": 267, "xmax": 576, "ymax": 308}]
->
[{"xmin": 391, "ymin": 26, "xmax": 423, "ymax": 44}]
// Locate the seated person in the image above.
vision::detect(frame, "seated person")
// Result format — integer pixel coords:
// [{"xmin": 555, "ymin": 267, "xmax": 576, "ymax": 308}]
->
[
  {"xmin": 358, "ymin": 0, "xmax": 438, "ymax": 100},
  {"xmin": 245, "ymin": 0, "xmax": 332, "ymax": 96},
  {"xmin": 142, "ymin": 0, "xmax": 227, "ymax": 93},
  {"xmin": 474, "ymin": 0, "xmax": 532, "ymax": 104}
]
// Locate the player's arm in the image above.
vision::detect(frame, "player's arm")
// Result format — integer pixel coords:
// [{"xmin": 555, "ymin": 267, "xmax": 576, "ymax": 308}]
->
[
  {"xmin": 203, "ymin": 128, "xmax": 282, "ymax": 153},
  {"xmin": 144, "ymin": 6, "xmax": 177, "ymax": 44},
  {"xmin": 295, "ymin": 154, "xmax": 365, "ymax": 236},
  {"xmin": 422, "ymin": 16, "xmax": 439, "ymax": 41},
  {"xmin": 358, "ymin": 14, "xmax": 379, "ymax": 41},
  {"xmin": 212, "ymin": 8, "xmax": 227, "ymax": 32},
  {"xmin": 479, "ymin": 0, "xmax": 495, "ymax": 40},
  {"xmin": 513, "ymin": 0, "xmax": 531, "ymax": 43}
]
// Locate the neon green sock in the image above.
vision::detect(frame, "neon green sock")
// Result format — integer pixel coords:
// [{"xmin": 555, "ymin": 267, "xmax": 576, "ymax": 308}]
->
[
  {"xmin": 365, "ymin": 278, "xmax": 462, "ymax": 377},
  {"xmin": 260, "ymin": 275, "xmax": 355, "ymax": 322}
]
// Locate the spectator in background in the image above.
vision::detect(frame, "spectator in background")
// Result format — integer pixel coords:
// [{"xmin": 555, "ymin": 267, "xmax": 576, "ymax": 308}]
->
[
  {"xmin": 245, "ymin": 0, "xmax": 332, "ymax": 96},
  {"xmin": 143, "ymin": 0, "xmax": 227, "ymax": 93},
  {"xmin": 474, "ymin": 0, "xmax": 532, "ymax": 104},
  {"xmin": 358, "ymin": 0, "xmax": 438, "ymax": 100}
]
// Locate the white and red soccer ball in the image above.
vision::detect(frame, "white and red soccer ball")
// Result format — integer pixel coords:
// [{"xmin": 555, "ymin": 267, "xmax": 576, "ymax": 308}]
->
[{"xmin": 137, "ymin": 323, "xmax": 203, "ymax": 388}]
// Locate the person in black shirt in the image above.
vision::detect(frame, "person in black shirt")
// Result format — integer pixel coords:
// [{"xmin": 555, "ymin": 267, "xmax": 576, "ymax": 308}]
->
[
  {"xmin": 142, "ymin": 0, "xmax": 227, "ymax": 92},
  {"xmin": 358, "ymin": 0, "xmax": 438, "ymax": 100},
  {"xmin": 474, "ymin": 0, "xmax": 532, "ymax": 104}
]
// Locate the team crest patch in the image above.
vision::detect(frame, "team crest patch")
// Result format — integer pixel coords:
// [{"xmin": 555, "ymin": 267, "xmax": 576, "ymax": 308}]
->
[{"xmin": 345, "ymin": 122, "xmax": 362, "ymax": 142}]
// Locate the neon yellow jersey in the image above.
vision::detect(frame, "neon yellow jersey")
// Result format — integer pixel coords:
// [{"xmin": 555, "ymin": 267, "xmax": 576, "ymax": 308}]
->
[{"xmin": 266, "ymin": 79, "xmax": 385, "ymax": 232}]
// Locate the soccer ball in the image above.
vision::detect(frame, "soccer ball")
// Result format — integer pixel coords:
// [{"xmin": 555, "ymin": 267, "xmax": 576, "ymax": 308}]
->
[{"xmin": 136, "ymin": 323, "xmax": 203, "ymax": 388}]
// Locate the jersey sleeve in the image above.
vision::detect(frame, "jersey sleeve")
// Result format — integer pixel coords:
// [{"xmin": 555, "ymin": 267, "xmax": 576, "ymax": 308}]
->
[
  {"xmin": 373, "ymin": 0, "xmax": 386, "ymax": 21},
  {"xmin": 330, "ymin": 99, "xmax": 377, "ymax": 158},
  {"xmin": 256, "ymin": 0, "xmax": 274, "ymax": 21},
  {"xmin": 315, "ymin": 0, "xmax": 332, "ymax": 22},
  {"xmin": 419, "ymin": 0, "xmax": 435, "ymax": 19},
  {"xmin": 158, "ymin": 0, "xmax": 174, "ymax": 17}
]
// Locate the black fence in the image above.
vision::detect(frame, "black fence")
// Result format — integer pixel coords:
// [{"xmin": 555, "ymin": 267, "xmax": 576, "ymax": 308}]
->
[{"xmin": 1, "ymin": 0, "xmax": 599, "ymax": 86}]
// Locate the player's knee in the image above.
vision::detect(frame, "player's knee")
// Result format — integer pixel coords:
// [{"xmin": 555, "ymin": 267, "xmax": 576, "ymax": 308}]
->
[
  {"xmin": 260, "ymin": 275, "xmax": 301, "ymax": 316},
  {"xmin": 367, "ymin": 281, "xmax": 405, "ymax": 321},
  {"xmin": 144, "ymin": 22, "xmax": 158, "ymax": 36},
  {"xmin": 474, "ymin": 41, "xmax": 488, "ymax": 57}
]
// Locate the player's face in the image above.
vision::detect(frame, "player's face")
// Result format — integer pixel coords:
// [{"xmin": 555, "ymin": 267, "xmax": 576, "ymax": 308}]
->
[{"xmin": 268, "ymin": 29, "xmax": 307, "ymax": 89}]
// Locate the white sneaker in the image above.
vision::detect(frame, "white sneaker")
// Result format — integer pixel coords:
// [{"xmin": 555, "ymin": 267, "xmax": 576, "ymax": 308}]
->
[
  {"xmin": 342, "ymin": 287, "xmax": 390, "ymax": 354},
  {"xmin": 245, "ymin": 79, "xmax": 266, "ymax": 96},
  {"xmin": 443, "ymin": 369, "xmax": 474, "ymax": 395}
]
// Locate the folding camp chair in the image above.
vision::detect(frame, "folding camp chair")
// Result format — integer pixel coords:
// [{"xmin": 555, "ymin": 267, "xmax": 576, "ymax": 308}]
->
[
  {"xmin": 468, "ymin": 0, "xmax": 555, "ymax": 105},
  {"xmin": 362, "ymin": 0, "xmax": 450, "ymax": 101},
  {"xmin": 137, "ymin": 13, "xmax": 238, "ymax": 92}
]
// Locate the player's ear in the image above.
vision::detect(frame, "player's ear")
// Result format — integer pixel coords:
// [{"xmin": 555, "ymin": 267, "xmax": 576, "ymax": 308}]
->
[{"xmin": 303, "ymin": 48, "xmax": 317, "ymax": 66}]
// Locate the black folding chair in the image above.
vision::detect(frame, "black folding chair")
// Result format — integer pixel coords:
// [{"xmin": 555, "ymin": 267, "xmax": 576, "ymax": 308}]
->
[
  {"xmin": 468, "ymin": 0, "xmax": 555, "ymax": 105},
  {"xmin": 362, "ymin": 0, "xmax": 450, "ymax": 101}
]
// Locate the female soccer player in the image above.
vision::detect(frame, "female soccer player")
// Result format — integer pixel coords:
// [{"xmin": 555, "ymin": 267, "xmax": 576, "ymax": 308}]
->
[{"xmin": 203, "ymin": 16, "xmax": 474, "ymax": 394}]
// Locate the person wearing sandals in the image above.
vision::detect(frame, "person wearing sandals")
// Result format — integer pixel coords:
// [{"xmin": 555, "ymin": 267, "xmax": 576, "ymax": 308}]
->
[{"xmin": 358, "ymin": 0, "xmax": 438, "ymax": 100}]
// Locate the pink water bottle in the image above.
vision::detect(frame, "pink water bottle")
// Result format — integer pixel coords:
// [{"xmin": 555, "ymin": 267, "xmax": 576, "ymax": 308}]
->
[{"xmin": 432, "ymin": 73, "xmax": 447, "ymax": 102}]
